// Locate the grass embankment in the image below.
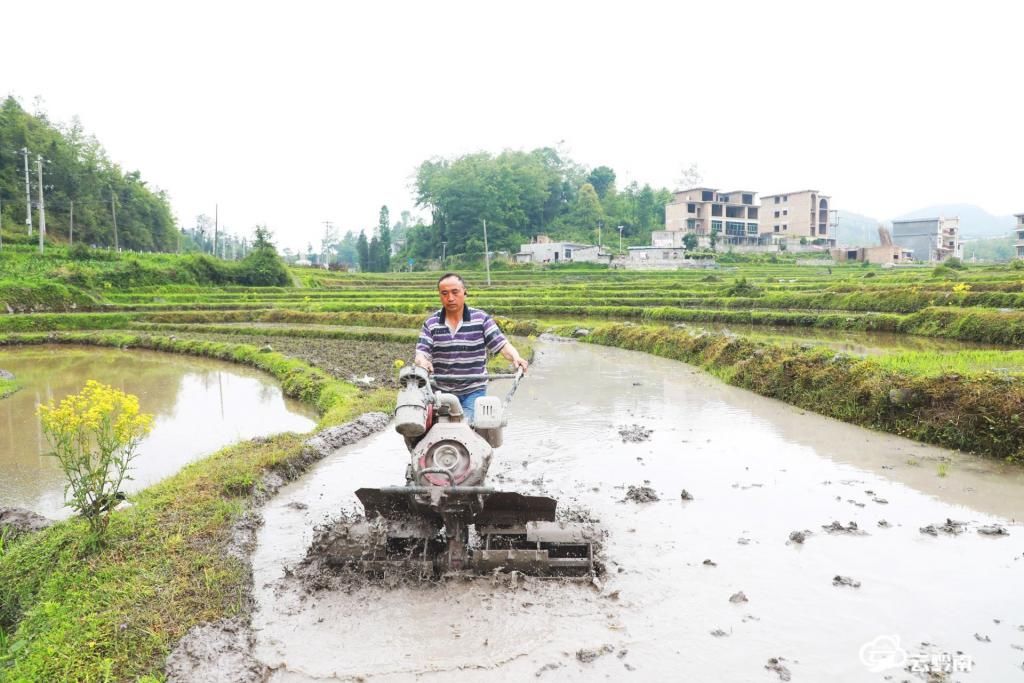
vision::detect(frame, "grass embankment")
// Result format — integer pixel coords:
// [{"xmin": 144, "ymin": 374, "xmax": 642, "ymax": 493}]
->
[
  {"xmin": 0, "ymin": 333, "xmax": 392, "ymax": 681},
  {"xmin": 569, "ymin": 323, "xmax": 1024, "ymax": 461},
  {"xmin": 0, "ymin": 378, "xmax": 18, "ymax": 399}
]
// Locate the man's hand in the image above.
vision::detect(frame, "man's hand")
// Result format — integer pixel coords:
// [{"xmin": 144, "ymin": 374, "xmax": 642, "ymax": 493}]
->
[
  {"xmin": 512, "ymin": 356, "xmax": 529, "ymax": 373},
  {"xmin": 414, "ymin": 352, "xmax": 433, "ymax": 373}
]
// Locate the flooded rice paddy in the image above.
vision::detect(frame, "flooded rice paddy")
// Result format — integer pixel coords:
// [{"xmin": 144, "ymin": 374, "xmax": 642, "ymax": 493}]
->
[
  {"xmin": 0, "ymin": 345, "xmax": 316, "ymax": 518},
  {"xmin": 251, "ymin": 339, "xmax": 1024, "ymax": 682}
]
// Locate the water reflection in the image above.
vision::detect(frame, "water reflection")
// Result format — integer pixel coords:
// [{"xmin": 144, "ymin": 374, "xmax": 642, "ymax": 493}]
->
[{"xmin": 0, "ymin": 345, "xmax": 317, "ymax": 518}]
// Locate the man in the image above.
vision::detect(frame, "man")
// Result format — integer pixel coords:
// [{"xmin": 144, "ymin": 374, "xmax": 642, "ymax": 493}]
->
[{"xmin": 414, "ymin": 272, "xmax": 528, "ymax": 423}]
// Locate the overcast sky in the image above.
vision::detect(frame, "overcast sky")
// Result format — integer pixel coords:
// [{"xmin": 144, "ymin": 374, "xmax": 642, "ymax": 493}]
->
[{"xmin": 5, "ymin": 0, "xmax": 1022, "ymax": 250}]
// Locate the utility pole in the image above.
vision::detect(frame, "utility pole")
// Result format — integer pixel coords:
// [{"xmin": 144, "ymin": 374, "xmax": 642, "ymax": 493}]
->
[
  {"xmin": 618, "ymin": 225, "xmax": 624, "ymax": 253},
  {"xmin": 0, "ymin": 196, "xmax": 4, "ymax": 250},
  {"xmin": 598, "ymin": 221, "xmax": 602, "ymax": 248},
  {"xmin": 322, "ymin": 220, "xmax": 334, "ymax": 267},
  {"xmin": 214, "ymin": 204, "xmax": 218, "ymax": 257},
  {"xmin": 440, "ymin": 241, "xmax": 447, "ymax": 268},
  {"xmin": 22, "ymin": 148, "xmax": 32, "ymax": 236},
  {"xmin": 111, "ymin": 189, "xmax": 119, "ymax": 251},
  {"xmin": 36, "ymin": 155, "xmax": 46, "ymax": 254},
  {"xmin": 482, "ymin": 219, "xmax": 491, "ymax": 286},
  {"xmin": 69, "ymin": 200, "xmax": 74, "ymax": 246}
]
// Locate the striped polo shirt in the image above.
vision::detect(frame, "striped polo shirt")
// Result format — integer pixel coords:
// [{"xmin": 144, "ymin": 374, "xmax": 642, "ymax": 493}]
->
[{"xmin": 416, "ymin": 305, "xmax": 508, "ymax": 395}]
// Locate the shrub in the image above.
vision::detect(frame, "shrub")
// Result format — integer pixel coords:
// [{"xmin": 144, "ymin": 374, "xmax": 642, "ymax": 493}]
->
[{"xmin": 37, "ymin": 381, "xmax": 154, "ymax": 543}]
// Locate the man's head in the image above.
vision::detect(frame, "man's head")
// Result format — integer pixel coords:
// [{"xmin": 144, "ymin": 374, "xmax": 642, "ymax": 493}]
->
[{"xmin": 437, "ymin": 273, "xmax": 467, "ymax": 316}]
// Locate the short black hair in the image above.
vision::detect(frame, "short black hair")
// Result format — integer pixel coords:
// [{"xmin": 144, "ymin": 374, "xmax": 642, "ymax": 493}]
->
[{"xmin": 437, "ymin": 273, "xmax": 467, "ymax": 290}]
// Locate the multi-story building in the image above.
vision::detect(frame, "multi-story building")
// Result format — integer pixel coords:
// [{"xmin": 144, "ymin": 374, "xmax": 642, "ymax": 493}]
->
[
  {"xmin": 664, "ymin": 188, "xmax": 760, "ymax": 246},
  {"xmin": 758, "ymin": 190, "xmax": 834, "ymax": 246},
  {"xmin": 891, "ymin": 217, "xmax": 962, "ymax": 262},
  {"xmin": 1016, "ymin": 214, "xmax": 1024, "ymax": 259}
]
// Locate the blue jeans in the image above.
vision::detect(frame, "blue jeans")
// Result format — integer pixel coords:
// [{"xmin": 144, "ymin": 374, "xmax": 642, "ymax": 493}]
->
[{"xmin": 458, "ymin": 389, "xmax": 487, "ymax": 424}]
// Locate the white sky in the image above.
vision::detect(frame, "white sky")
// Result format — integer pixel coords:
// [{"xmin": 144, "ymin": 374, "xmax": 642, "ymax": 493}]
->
[{"xmin": 5, "ymin": 0, "xmax": 1023, "ymax": 250}]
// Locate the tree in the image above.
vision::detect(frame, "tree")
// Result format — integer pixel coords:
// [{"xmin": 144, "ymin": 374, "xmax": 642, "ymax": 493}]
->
[
  {"xmin": 682, "ymin": 233, "xmax": 699, "ymax": 251},
  {"xmin": 369, "ymin": 235, "xmax": 382, "ymax": 272},
  {"xmin": 571, "ymin": 183, "xmax": 605, "ymax": 242},
  {"xmin": 356, "ymin": 230, "xmax": 369, "ymax": 271},
  {"xmin": 586, "ymin": 166, "xmax": 616, "ymax": 199},
  {"xmin": 378, "ymin": 205, "xmax": 391, "ymax": 271},
  {"xmin": 253, "ymin": 224, "xmax": 274, "ymax": 249}
]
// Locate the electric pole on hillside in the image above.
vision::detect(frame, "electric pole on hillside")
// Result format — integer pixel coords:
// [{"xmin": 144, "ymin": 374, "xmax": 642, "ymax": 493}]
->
[
  {"xmin": 111, "ymin": 189, "xmax": 119, "ymax": 251},
  {"xmin": 214, "ymin": 204, "xmax": 219, "ymax": 257},
  {"xmin": 36, "ymin": 155, "xmax": 46, "ymax": 254},
  {"xmin": 1, "ymin": 196, "xmax": 4, "ymax": 250},
  {"xmin": 69, "ymin": 200, "xmax": 74, "ymax": 246},
  {"xmin": 22, "ymin": 148, "xmax": 32, "ymax": 236},
  {"xmin": 482, "ymin": 218, "xmax": 491, "ymax": 286}
]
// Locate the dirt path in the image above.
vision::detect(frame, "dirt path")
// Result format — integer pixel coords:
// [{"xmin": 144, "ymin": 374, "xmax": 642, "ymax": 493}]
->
[{"xmin": 251, "ymin": 339, "xmax": 1024, "ymax": 682}]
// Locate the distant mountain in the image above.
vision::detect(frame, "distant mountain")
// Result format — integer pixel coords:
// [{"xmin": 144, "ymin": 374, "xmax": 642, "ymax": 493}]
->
[
  {"xmin": 893, "ymin": 204, "xmax": 1016, "ymax": 239},
  {"xmin": 835, "ymin": 210, "xmax": 885, "ymax": 246}
]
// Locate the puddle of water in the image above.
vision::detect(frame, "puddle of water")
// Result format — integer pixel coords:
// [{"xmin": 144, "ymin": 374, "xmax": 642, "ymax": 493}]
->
[
  {"xmin": 252, "ymin": 340, "xmax": 1024, "ymax": 682},
  {"xmin": 0, "ymin": 345, "xmax": 317, "ymax": 518}
]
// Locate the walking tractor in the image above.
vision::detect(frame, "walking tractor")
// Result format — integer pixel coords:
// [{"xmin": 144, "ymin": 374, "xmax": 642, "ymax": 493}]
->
[{"xmin": 323, "ymin": 365, "xmax": 598, "ymax": 578}]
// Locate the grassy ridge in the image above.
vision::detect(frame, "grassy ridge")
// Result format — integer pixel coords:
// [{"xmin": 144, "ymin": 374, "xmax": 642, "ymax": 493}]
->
[{"xmin": 0, "ymin": 378, "xmax": 17, "ymax": 399}]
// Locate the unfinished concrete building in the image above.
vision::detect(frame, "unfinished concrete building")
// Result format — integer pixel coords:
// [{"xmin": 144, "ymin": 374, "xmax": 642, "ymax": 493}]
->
[
  {"xmin": 1016, "ymin": 214, "xmax": 1024, "ymax": 259},
  {"xmin": 891, "ymin": 217, "xmax": 962, "ymax": 262},
  {"xmin": 759, "ymin": 190, "xmax": 835, "ymax": 246},
  {"xmin": 664, "ymin": 188, "xmax": 761, "ymax": 247}
]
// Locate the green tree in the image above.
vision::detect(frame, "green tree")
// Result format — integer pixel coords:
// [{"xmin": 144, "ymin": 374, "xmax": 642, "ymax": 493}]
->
[
  {"xmin": 356, "ymin": 230, "xmax": 369, "ymax": 271},
  {"xmin": 571, "ymin": 183, "xmax": 605, "ymax": 242},
  {"xmin": 586, "ymin": 166, "xmax": 616, "ymax": 199},
  {"xmin": 378, "ymin": 205, "xmax": 391, "ymax": 271},
  {"xmin": 682, "ymin": 233, "xmax": 699, "ymax": 251}
]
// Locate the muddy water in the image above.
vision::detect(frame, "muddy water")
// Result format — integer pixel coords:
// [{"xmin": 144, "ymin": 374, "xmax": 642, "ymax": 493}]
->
[
  {"xmin": 252, "ymin": 340, "xmax": 1024, "ymax": 682},
  {"xmin": 0, "ymin": 345, "xmax": 316, "ymax": 518}
]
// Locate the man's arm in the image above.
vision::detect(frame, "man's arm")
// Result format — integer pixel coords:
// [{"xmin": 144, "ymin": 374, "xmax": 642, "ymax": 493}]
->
[
  {"xmin": 415, "ymin": 320, "xmax": 434, "ymax": 372},
  {"xmin": 499, "ymin": 341, "xmax": 528, "ymax": 373}
]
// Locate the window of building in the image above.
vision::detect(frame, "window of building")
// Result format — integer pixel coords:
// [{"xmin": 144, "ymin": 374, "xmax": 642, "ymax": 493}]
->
[
  {"xmin": 701, "ymin": 190, "xmax": 714, "ymax": 201},
  {"xmin": 565, "ymin": 249, "xmax": 572, "ymax": 259},
  {"xmin": 774, "ymin": 210, "xmax": 780, "ymax": 218},
  {"xmin": 748, "ymin": 207, "xmax": 758, "ymax": 219},
  {"xmin": 783, "ymin": 195, "xmax": 788, "ymax": 201},
  {"xmin": 783, "ymin": 209, "xmax": 788, "ymax": 216},
  {"xmin": 783, "ymin": 224, "xmax": 788, "ymax": 231},
  {"xmin": 742, "ymin": 193, "xmax": 753, "ymax": 205},
  {"xmin": 774, "ymin": 197, "xmax": 780, "ymax": 204},
  {"xmin": 711, "ymin": 204, "xmax": 723, "ymax": 217},
  {"xmin": 747, "ymin": 223, "xmax": 758, "ymax": 234},
  {"xmin": 720, "ymin": 195, "xmax": 730, "ymax": 203},
  {"xmin": 725, "ymin": 221, "xmax": 745, "ymax": 236},
  {"xmin": 687, "ymin": 203, "xmax": 696, "ymax": 213},
  {"xmin": 726, "ymin": 206, "xmax": 744, "ymax": 218},
  {"xmin": 711, "ymin": 220, "xmax": 723, "ymax": 232},
  {"xmin": 774, "ymin": 225, "xmax": 780, "ymax": 233}
]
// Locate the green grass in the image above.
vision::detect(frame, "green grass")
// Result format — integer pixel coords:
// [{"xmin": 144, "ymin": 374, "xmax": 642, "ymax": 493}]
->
[
  {"xmin": 873, "ymin": 350, "xmax": 1024, "ymax": 376},
  {"xmin": 0, "ymin": 378, "xmax": 17, "ymax": 399}
]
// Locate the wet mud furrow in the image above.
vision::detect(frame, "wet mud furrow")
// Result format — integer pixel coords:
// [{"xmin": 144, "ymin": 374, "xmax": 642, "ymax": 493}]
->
[{"xmin": 252, "ymin": 339, "xmax": 1024, "ymax": 682}]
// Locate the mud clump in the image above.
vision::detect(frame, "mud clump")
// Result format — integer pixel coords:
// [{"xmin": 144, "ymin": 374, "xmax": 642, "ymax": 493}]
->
[
  {"xmin": 977, "ymin": 524, "xmax": 1009, "ymax": 536},
  {"xmin": 728, "ymin": 591, "xmax": 748, "ymax": 604},
  {"xmin": 0, "ymin": 507, "xmax": 53, "ymax": 539},
  {"xmin": 624, "ymin": 485, "xmax": 659, "ymax": 503},
  {"xmin": 787, "ymin": 530, "xmax": 810, "ymax": 544},
  {"xmin": 164, "ymin": 617, "xmax": 267, "ymax": 683},
  {"xmin": 765, "ymin": 656, "xmax": 792, "ymax": 681},
  {"xmin": 617, "ymin": 424, "xmax": 652, "ymax": 443},
  {"xmin": 920, "ymin": 519, "xmax": 966, "ymax": 536},
  {"xmin": 576, "ymin": 644, "xmax": 614, "ymax": 663},
  {"xmin": 679, "ymin": 489, "xmax": 694, "ymax": 501},
  {"xmin": 833, "ymin": 575, "xmax": 861, "ymax": 588},
  {"xmin": 0, "ymin": 369, "xmax": 13, "ymax": 380},
  {"xmin": 535, "ymin": 662, "xmax": 564, "ymax": 677},
  {"xmin": 821, "ymin": 520, "xmax": 867, "ymax": 536}
]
